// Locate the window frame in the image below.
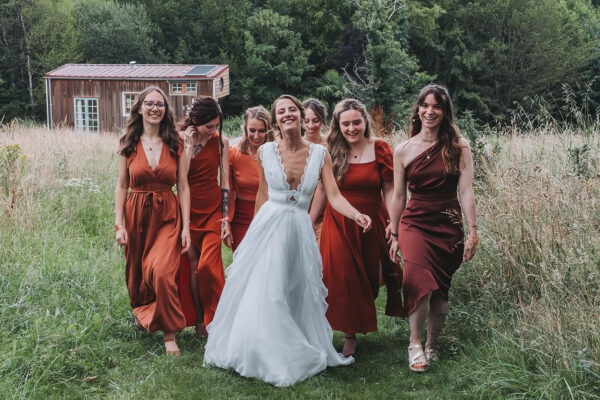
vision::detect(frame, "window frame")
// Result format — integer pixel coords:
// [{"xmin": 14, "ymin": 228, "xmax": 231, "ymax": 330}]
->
[
  {"xmin": 122, "ymin": 92, "xmax": 139, "ymax": 117},
  {"xmin": 73, "ymin": 97, "xmax": 100, "ymax": 133},
  {"xmin": 169, "ymin": 81, "xmax": 197, "ymax": 96}
]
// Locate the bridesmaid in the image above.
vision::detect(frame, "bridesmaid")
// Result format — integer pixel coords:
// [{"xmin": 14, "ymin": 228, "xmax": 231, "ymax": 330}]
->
[
  {"xmin": 303, "ymin": 98, "xmax": 328, "ymax": 243},
  {"xmin": 179, "ymin": 96, "xmax": 230, "ymax": 337},
  {"xmin": 318, "ymin": 98, "xmax": 403, "ymax": 358},
  {"xmin": 228, "ymin": 106, "xmax": 274, "ymax": 251},
  {"xmin": 114, "ymin": 86, "xmax": 191, "ymax": 356},
  {"xmin": 388, "ymin": 84, "xmax": 478, "ymax": 372}
]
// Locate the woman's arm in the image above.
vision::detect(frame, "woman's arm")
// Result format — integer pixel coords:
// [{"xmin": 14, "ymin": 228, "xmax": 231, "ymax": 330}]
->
[
  {"xmin": 114, "ymin": 155, "xmax": 129, "ymax": 246},
  {"xmin": 309, "ymin": 181, "xmax": 327, "ymax": 225},
  {"xmin": 253, "ymin": 155, "xmax": 268, "ymax": 215},
  {"xmin": 320, "ymin": 152, "xmax": 372, "ymax": 232},
  {"xmin": 177, "ymin": 150, "xmax": 191, "ymax": 254},
  {"xmin": 457, "ymin": 138, "xmax": 478, "ymax": 261},
  {"xmin": 219, "ymin": 136, "xmax": 232, "ymax": 247},
  {"xmin": 388, "ymin": 143, "xmax": 408, "ymax": 261}
]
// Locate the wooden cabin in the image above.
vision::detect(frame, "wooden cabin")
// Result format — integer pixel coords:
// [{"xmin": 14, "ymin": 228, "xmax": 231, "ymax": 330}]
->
[{"xmin": 44, "ymin": 63, "xmax": 230, "ymax": 132}]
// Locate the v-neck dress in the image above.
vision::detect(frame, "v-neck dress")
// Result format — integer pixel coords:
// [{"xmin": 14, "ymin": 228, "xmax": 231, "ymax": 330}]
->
[
  {"xmin": 124, "ymin": 141, "xmax": 186, "ymax": 334},
  {"xmin": 204, "ymin": 142, "xmax": 353, "ymax": 387},
  {"xmin": 178, "ymin": 133, "xmax": 225, "ymax": 327},
  {"xmin": 320, "ymin": 140, "xmax": 404, "ymax": 334}
]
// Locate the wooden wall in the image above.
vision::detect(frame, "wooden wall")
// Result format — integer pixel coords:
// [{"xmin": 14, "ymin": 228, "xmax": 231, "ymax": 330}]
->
[
  {"xmin": 214, "ymin": 69, "xmax": 230, "ymax": 99},
  {"xmin": 48, "ymin": 78, "xmax": 224, "ymax": 132}
]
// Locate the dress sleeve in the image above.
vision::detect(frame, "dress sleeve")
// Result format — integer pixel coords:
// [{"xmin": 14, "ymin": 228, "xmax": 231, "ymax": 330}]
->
[{"xmin": 375, "ymin": 140, "xmax": 394, "ymax": 182}]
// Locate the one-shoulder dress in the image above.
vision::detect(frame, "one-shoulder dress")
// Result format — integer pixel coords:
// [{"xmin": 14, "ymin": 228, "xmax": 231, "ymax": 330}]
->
[
  {"xmin": 320, "ymin": 140, "xmax": 404, "ymax": 334},
  {"xmin": 204, "ymin": 142, "xmax": 353, "ymax": 387},
  {"xmin": 124, "ymin": 141, "xmax": 186, "ymax": 333},
  {"xmin": 398, "ymin": 141, "xmax": 464, "ymax": 315}
]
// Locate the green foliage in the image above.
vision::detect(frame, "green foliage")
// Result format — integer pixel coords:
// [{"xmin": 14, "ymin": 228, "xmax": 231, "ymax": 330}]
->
[
  {"xmin": 568, "ymin": 143, "xmax": 591, "ymax": 178},
  {"xmin": 74, "ymin": 0, "xmax": 156, "ymax": 63},
  {"xmin": 0, "ymin": 143, "xmax": 27, "ymax": 209}
]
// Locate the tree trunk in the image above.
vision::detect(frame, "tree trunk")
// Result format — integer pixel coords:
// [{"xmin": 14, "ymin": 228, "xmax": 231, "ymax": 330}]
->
[{"xmin": 17, "ymin": 1, "xmax": 35, "ymax": 117}]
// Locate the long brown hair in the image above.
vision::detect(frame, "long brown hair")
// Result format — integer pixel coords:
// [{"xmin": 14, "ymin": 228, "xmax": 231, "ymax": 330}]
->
[
  {"xmin": 271, "ymin": 94, "xmax": 305, "ymax": 137},
  {"xmin": 119, "ymin": 86, "xmax": 180, "ymax": 157},
  {"xmin": 327, "ymin": 98, "xmax": 372, "ymax": 182},
  {"xmin": 302, "ymin": 98, "xmax": 328, "ymax": 130},
  {"xmin": 408, "ymin": 84, "xmax": 462, "ymax": 175},
  {"xmin": 179, "ymin": 95, "xmax": 224, "ymax": 152},
  {"xmin": 239, "ymin": 106, "xmax": 275, "ymax": 153}
]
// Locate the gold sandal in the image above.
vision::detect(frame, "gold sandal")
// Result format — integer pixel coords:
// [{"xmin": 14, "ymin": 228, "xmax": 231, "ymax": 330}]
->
[{"xmin": 408, "ymin": 344, "xmax": 428, "ymax": 372}]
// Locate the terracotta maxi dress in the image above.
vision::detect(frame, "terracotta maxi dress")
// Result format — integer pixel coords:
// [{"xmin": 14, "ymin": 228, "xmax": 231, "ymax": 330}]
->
[
  {"xmin": 320, "ymin": 140, "xmax": 404, "ymax": 334},
  {"xmin": 228, "ymin": 145, "xmax": 260, "ymax": 252},
  {"xmin": 398, "ymin": 141, "xmax": 464, "ymax": 315},
  {"xmin": 179, "ymin": 133, "xmax": 225, "ymax": 327},
  {"xmin": 124, "ymin": 141, "xmax": 186, "ymax": 333}
]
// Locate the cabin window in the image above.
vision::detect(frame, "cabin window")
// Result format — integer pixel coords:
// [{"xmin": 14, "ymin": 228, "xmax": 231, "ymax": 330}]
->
[
  {"xmin": 122, "ymin": 92, "xmax": 139, "ymax": 116},
  {"xmin": 219, "ymin": 77, "xmax": 224, "ymax": 91},
  {"xmin": 74, "ymin": 98, "xmax": 99, "ymax": 133},
  {"xmin": 170, "ymin": 81, "xmax": 197, "ymax": 95}
]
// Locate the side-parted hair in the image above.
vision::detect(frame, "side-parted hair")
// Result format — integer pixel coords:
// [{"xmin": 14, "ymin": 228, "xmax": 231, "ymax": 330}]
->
[
  {"xmin": 119, "ymin": 86, "xmax": 180, "ymax": 158},
  {"xmin": 271, "ymin": 94, "xmax": 305, "ymax": 137},
  {"xmin": 239, "ymin": 106, "xmax": 275, "ymax": 154},
  {"xmin": 327, "ymin": 98, "xmax": 372, "ymax": 182},
  {"xmin": 179, "ymin": 95, "xmax": 224, "ymax": 152},
  {"xmin": 408, "ymin": 84, "xmax": 462, "ymax": 175},
  {"xmin": 302, "ymin": 98, "xmax": 328, "ymax": 129}
]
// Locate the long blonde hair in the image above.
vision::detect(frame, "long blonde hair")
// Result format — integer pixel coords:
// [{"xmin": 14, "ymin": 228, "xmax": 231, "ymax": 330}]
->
[
  {"xmin": 327, "ymin": 99, "xmax": 372, "ymax": 182},
  {"xmin": 408, "ymin": 84, "xmax": 462, "ymax": 175},
  {"xmin": 239, "ymin": 106, "xmax": 275, "ymax": 153}
]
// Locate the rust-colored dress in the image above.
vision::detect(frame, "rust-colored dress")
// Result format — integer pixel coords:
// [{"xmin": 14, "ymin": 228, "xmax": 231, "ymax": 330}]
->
[
  {"xmin": 399, "ymin": 141, "xmax": 464, "ymax": 315},
  {"xmin": 320, "ymin": 140, "xmax": 404, "ymax": 334},
  {"xmin": 228, "ymin": 145, "xmax": 260, "ymax": 252},
  {"xmin": 124, "ymin": 141, "xmax": 186, "ymax": 334},
  {"xmin": 179, "ymin": 133, "xmax": 225, "ymax": 327}
]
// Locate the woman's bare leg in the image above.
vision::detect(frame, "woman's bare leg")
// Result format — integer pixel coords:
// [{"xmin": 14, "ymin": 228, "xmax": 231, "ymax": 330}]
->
[
  {"xmin": 186, "ymin": 244, "xmax": 205, "ymax": 334},
  {"xmin": 408, "ymin": 292, "xmax": 431, "ymax": 367},
  {"xmin": 425, "ymin": 291, "xmax": 448, "ymax": 359}
]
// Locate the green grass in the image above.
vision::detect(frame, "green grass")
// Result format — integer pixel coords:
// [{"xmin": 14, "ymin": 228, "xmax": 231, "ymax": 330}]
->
[{"xmin": 1, "ymin": 126, "xmax": 599, "ymax": 399}]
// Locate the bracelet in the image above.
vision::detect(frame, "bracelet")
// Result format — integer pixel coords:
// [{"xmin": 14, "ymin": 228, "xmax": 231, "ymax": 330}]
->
[
  {"xmin": 390, "ymin": 232, "xmax": 398, "ymax": 238},
  {"xmin": 114, "ymin": 224, "xmax": 124, "ymax": 232}
]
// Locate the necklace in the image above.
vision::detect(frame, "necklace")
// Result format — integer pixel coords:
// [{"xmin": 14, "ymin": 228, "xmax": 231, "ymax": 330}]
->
[
  {"xmin": 193, "ymin": 143, "xmax": 203, "ymax": 157},
  {"xmin": 425, "ymin": 142, "xmax": 437, "ymax": 160},
  {"xmin": 141, "ymin": 137, "xmax": 162, "ymax": 151},
  {"xmin": 248, "ymin": 149, "xmax": 258, "ymax": 161},
  {"xmin": 350, "ymin": 141, "xmax": 367, "ymax": 162}
]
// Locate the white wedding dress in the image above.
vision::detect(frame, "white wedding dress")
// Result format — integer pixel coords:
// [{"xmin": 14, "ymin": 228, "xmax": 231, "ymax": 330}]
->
[{"xmin": 204, "ymin": 142, "xmax": 354, "ymax": 387}]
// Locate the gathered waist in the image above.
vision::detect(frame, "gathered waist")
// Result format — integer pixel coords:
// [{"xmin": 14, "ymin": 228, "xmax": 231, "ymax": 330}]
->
[
  {"xmin": 130, "ymin": 183, "xmax": 174, "ymax": 193},
  {"xmin": 409, "ymin": 191, "xmax": 457, "ymax": 202}
]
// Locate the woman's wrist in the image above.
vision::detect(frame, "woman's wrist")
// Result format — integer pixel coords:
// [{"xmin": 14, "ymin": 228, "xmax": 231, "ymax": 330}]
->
[{"xmin": 114, "ymin": 224, "xmax": 124, "ymax": 232}]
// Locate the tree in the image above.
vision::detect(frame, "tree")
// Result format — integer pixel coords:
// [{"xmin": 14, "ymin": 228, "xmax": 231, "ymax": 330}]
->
[{"xmin": 74, "ymin": 0, "xmax": 156, "ymax": 63}]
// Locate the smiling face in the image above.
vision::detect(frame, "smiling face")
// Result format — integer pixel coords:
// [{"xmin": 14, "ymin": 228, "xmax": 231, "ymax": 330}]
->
[
  {"xmin": 275, "ymin": 98, "xmax": 301, "ymax": 134},
  {"xmin": 304, "ymin": 107, "xmax": 322, "ymax": 137},
  {"xmin": 338, "ymin": 109, "xmax": 366, "ymax": 145},
  {"xmin": 192, "ymin": 116, "xmax": 220, "ymax": 137},
  {"xmin": 246, "ymin": 118, "xmax": 267, "ymax": 148},
  {"xmin": 418, "ymin": 93, "xmax": 444, "ymax": 130},
  {"xmin": 140, "ymin": 90, "xmax": 166, "ymax": 126}
]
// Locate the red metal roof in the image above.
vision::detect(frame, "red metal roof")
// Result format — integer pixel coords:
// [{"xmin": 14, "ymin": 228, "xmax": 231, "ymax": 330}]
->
[{"xmin": 45, "ymin": 64, "xmax": 228, "ymax": 79}]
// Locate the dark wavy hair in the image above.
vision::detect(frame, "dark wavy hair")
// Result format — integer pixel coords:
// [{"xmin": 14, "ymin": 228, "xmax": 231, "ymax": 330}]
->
[
  {"xmin": 302, "ymin": 98, "xmax": 328, "ymax": 128},
  {"xmin": 408, "ymin": 84, "xmax": 462, "ymax": 175},
  {"xmin": 119, "ymin": 86, "xmax": 180, "ymax": 158},
  {"xmin": 239, "ymin": 106, "xmax": 275, "ymax": 154},
  {"xmin": 327, "ymin": 98, "xmax": 372, "ymax": 182},
  {"xmin": 271, "ymin": 94, "xmax": 305, "ymax": 137},
  {"xmin": 179, "ymin": 95, "xmax": 224, "ymax": 152}
]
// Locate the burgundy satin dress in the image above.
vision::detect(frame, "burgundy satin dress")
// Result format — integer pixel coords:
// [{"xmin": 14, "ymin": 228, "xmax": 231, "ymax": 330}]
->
[{"xmin": 399, "ymin": 141, "xmax": 464, "ymax": 315}]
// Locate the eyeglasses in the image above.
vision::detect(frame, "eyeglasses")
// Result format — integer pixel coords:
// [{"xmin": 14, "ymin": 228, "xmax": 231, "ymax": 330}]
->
[{"xmin": 143, "ymin": 100, "xmax": 165, "ymax": 109}]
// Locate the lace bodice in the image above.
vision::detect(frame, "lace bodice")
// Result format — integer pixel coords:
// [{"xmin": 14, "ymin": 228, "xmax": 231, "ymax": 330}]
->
[{"xmin": 258, "ymin": 142, "xmax": 326, "ymax": 212}]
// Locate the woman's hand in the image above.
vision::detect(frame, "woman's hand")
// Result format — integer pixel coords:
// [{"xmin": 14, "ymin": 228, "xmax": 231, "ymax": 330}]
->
[
  {"xmin": 354, "ymin": 213, "xmax": 372, "ymax": 232},
  {"xmin": 115, "ymin": 225, "xmax": 128, "ymax": 246},
  {"xmin": 389, "ymin": 237, "xmax": 401, "ymax": 263},
  {"xmin": 181, "ymin": 227, "xmax": 191, "ymax": 254},
  {"xmin": 462, "ymin": 235, "xmax": 479, "ymax": 262},
  {"xmin": 221, "ymin": 221, "xmax": 232, "ymax": 248},
  {"xmin": 183, "ymin": 126, "xmax": 196, "ymax": 153},
  {"xmin": 385, "ymin": 221, "xmax": 393, "ymax": 245}
]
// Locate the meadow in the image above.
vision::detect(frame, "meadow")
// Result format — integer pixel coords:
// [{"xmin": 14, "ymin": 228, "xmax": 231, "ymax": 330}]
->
[{"xmin": 0, "ymin": 121, "xmax": 598, "ymax": 399}]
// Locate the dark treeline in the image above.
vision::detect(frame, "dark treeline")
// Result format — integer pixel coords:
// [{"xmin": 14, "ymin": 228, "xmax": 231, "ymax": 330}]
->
[{"xmin": 2, "ymin": 0, "xmax": 600, "ymax": 126}]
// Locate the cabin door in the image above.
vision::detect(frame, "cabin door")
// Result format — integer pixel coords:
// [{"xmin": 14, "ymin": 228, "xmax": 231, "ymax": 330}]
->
[{"xmin": 74, "ymin": 98, "xmax": 99, "ymax": 133}]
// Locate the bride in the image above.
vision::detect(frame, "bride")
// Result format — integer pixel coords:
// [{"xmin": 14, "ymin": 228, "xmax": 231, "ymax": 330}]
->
[{"xmin": 203, "ymin": 95, "xmax": 372, "ymax": 387}]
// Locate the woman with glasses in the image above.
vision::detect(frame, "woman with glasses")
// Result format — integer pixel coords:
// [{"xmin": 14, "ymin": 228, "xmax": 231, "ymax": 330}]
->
[
  {"xmin": 114, "ymin": 86, "xmax": 191, "ymax": 356},
  {"xmin": 177, "ymin": 96, "xmax": 230, "ymax": 338}
]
